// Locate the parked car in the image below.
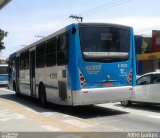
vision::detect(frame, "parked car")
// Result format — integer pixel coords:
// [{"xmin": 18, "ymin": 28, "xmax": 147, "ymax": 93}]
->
[{"xmin": 121, "ymin": 71, "xmax": 160, "ymax": 106}]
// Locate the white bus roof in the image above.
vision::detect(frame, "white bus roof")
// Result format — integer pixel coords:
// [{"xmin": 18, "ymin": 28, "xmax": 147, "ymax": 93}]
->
[
  {"xmin": 0, "ymin": 64, "xmax": 8, "ymax": 66},
  {"xmin": 13, "ymin": 23, "xmax": 132, "ymax": 55}
]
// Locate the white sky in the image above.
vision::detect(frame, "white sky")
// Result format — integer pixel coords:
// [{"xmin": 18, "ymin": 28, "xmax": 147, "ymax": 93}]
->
[{"xmin": 0, "ymin": 0, "xmax": 160, "ymax": 59}]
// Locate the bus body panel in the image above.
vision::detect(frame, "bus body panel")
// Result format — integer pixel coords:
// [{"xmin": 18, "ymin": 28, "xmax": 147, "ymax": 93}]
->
[
  {"xmin": 19, "ymin": 70, "xmax": 30, "ymax": 95},
  {"xmin": 38, "ymin": 67, "xmax": 59, "ymax": 103},
  {"xmin": 78, "ymin": 60, "xmax": 132, "ymax": 88},
  {"xmin": 37, "ymin": 66, "xmax": 72, "ymax": 105}
]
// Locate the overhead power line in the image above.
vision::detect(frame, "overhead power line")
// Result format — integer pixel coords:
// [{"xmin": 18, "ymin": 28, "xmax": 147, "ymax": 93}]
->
[
  {"xmin": 53, "ymin": 0, "xmax": 132, "ymax": 31},
  {"xmin": 75, "ymin": 0, "xmax": 132, "ymax": 17}
]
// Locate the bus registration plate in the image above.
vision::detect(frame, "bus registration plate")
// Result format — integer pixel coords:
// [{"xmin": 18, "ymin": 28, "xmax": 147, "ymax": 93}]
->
[{"xmin": 103, "ymin": 82, "xmax": 113, "ymax": 87}]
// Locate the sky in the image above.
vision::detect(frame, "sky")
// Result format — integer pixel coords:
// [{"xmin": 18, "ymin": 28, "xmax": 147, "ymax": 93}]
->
[{"xmin": 0, "ymin": 0, "xmax": 160, "ymax": 59}]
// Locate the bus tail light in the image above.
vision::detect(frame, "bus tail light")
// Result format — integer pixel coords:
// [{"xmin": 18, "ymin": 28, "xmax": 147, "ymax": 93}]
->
[
  {"xmin": 127, "ymin": 69, "xmax": 132, "ymax": 84},
  {"xmin": 79, "ymin": 70, "xmax": 86, "ymax": 88}
]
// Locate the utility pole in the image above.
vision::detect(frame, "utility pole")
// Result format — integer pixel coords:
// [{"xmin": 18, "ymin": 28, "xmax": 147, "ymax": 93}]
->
[{"xmin": 69, "ymin": 15, "xmax": 83, "ymax": 23}]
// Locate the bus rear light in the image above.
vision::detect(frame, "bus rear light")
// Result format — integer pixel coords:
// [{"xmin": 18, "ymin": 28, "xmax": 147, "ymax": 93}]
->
[
  {"xmin": 79, "ymin": 69, "xmax": 86, "ymax": 88},
  {"xmin": 80, "ymin": 76, "xmax": 85, "ymax": 81},
  {"xmin": 128, "ymin": 74, "xmax": 132, "ymax": 84},
  {"xmin": 127, "ymin": 69, "xmax": 132, "ymax": 84},
  {"xmin": 129, "ymin": 87, "xmax": 133, "ymax": 91},
  {"xmin": 81, "ymin": 83, "xmax": 84, "ymax": 86}
]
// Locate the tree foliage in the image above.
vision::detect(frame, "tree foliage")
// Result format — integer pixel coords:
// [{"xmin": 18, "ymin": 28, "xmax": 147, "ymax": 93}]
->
[{"xmin": 0, "ymin": 29, "xmax": 8, "ymax": 51}]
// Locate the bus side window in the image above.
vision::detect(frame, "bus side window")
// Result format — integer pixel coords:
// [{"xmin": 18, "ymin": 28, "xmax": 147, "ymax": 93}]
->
[
  {"xmin": 36, "ymin": 43, "xmax": 46, "ymax": 68},
  {"xmin": 24, "ymin": 51, "xmax": 29, "ymax": 69},
  {"xmin": 20, "ymin": 51, "xmax": 29, "ymax": 70},
  {"xmin": 20, "ymin": 53, "xmax": 25, "ymax": 70},
  {"xmin": 57, "ymin": 34, "xmax": 68, "ymax": 66},
  {"xmin": 46, "ymin": 38, "xmax": 57, "ymax": 67}
]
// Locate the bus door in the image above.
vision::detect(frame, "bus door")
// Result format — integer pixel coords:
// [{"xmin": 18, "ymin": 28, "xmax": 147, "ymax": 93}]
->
[
  {"xmin": 16, "ymin": 56, "xmax": 20, "ymax": 92},
  {"xmin": 30, "ymin": 50, "xmax": 36, "ymax": 97}
]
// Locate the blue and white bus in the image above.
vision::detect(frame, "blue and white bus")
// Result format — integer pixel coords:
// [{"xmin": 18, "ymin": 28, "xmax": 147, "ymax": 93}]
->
[
  {"xmin": 8, "ymin": 23, "xmax": 136, "ymax": 106},
  {"xmin": 0, "ymin": 64, "xmax": 9, "ymax": 86}
]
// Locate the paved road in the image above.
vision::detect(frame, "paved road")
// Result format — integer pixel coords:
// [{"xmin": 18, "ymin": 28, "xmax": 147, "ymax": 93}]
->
[
  {"xmin": 95, "ymin": 103, "xmax": 160, "ymax": 132},
  {"xmin": 0, "ymin": 87, "xmax": 160, "ymax": 133}
]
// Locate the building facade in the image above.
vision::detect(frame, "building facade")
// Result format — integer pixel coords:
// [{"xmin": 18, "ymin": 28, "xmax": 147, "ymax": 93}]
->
[{"xmin": 136, "ymin": 31, "xmax": 160, "ymax": 75}]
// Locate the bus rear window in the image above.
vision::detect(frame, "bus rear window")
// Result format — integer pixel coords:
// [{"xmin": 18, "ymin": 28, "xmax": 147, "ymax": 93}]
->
[{"xmin": 79, "ymin": 26, "xmax": 130, "ymax": 62}]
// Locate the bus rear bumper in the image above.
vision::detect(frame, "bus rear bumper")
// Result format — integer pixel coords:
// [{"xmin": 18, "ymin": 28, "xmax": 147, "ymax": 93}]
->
[{"xmin": 72, "ymin": 86, "xmax": 133, "ymax": 106}]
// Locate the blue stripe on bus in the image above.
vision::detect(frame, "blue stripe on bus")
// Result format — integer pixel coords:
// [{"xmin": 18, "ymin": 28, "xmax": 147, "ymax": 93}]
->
[
  {"xmin": 0, "ymin": 75, "xmax": 8, "ymax": 81},
  {"xmin": 36, "ymin": 84, "xmax": 58, "ymax": 90}
]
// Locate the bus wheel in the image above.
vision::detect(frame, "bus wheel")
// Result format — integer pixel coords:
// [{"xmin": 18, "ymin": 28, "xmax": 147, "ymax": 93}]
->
[
  {"xmin": 39, "ymin": 84, "xmax": 47, "ymax": 106},
  {"xmin": 121, "ymin": 101, "xmax": 132, "ymax": 106}
]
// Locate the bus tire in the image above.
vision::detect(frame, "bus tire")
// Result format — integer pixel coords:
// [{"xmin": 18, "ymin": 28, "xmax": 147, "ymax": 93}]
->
[
  {"xmin": 39, "ymin": 84, "xmax": 47, "ymax": 106},
  {"xmin": 121, "ymin": 100, "xmax": 132, "ymax": 106}
]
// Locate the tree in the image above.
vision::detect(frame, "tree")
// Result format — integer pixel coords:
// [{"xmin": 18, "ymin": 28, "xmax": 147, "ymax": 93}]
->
[{"xmin": 0, "ymin": 29, "xmax": 8, "ymax": 51}]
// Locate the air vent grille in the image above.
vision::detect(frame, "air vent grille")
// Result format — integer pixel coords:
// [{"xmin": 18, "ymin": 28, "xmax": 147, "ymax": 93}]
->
[{"xmin": 58, "ymin": 81, "xmax": 67, "ymax": 101}]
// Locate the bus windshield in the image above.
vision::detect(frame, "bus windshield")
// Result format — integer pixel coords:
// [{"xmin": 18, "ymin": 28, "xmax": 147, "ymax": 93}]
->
[
  {"xmin": 80, "ymin": 26, "xmax": 130, "ymax": 62},
  {"xmin": 0, "ymin": 66, "xmax": 8, "ymax": 74}
]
